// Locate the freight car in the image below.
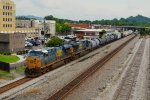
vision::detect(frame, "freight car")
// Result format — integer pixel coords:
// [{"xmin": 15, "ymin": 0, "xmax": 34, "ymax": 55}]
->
[{"xmin": 25, "ymin": 32, "xmax": 133, "ymax": 77}]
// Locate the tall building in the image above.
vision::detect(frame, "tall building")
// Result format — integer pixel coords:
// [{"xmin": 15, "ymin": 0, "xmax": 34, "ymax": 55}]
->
[{"xmin": 0, "ymin": 0, "xmax": 16, "ymax": 33}]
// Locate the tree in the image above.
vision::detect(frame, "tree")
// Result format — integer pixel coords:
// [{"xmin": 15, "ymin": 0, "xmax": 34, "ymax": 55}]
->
[
  {"xmin": 99, "ymin": 30, "xmax": 106, "ymax": 38},
  {"xmin": 56, "ymin": 23, "xmax": 71, "ymax": 34},
  {"xmin": 46, "ymin": 36, "xmax": 63, "ymax": 47},
  {"xmin": 44, "ymin": 15, "xmax": 55, "ymax": 20}
]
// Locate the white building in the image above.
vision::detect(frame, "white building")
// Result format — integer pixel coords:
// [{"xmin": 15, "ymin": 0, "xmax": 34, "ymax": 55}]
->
[{"xmin": 34, "ymin": 20, "xmax": 56, "ymax": 37}]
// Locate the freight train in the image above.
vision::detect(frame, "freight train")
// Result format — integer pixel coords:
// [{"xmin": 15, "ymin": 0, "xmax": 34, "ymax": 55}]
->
[{"xmin": 25, "ymin": 31, "xmax": 133, "ymax": 77}]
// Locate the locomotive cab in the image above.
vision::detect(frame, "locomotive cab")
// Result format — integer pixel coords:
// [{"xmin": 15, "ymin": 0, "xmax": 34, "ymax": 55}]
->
[{"xmin": 25, "ymin": 50, "xmax": 47, "ymax": 77}]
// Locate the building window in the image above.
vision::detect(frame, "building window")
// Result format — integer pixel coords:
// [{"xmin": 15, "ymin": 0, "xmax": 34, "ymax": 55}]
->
[
  {"xmin": 3, "ymin": 12, "xmax": 5, "ymax": 15},
  {"xmin": 3, "ymin": 24, "xmax": 5, "ymax": 27},
  {"xmin": 3, "ymin": 6, "xmax": 5, "ymax": 9},
  {"xmin": 3, "ymin": 18, "xmax": 5, "ymax": 21}
]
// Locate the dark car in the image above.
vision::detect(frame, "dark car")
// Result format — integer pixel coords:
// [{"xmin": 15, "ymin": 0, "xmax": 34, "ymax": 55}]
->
[{"xmin": 29, "ymin": 40, "xmax": 38, "ymax": 46}]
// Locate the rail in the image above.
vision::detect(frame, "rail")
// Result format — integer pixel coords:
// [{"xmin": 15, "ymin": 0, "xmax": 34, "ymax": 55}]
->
[{"xmin": 48, "ymin": 35, "xmax": 137, "ymax": 100}]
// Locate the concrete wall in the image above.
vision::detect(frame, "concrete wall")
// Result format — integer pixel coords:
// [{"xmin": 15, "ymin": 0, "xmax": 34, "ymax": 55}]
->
[{"xmin": 0, "ymin": 33, "xmax": 25, "ymax": 52}]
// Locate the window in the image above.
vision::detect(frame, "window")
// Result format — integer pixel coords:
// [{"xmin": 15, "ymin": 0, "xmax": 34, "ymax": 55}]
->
[
  {"xmin": 3, "ymin": 12, "xmax": 5, "ymax": 15},
  {"xmin": 3, "ymin": 18, "xmax": 5, "ymax": 21},
  {"xmin": 3, "ymin": 6, "xmax": 5, "ymax": 9},
  {"xmin": 3, "ymin": 24, "xmax": 5, "ymax": 27}
]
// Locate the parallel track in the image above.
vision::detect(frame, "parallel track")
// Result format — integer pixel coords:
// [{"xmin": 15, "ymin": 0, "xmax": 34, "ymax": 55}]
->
[
  {"xmin": 147, "ymin": 38, "xmax": 150, "ymax": 100},
  {"xmin": 113, "ymin": 39, "xmax": 145, "ymax": 100},
  {"xmin": 48, "ymin": 35, "xmax": 137, "ymax": 100},
  {"xmin": 0, "ymin": 77, "xmax": 31, "ymax": 94}
]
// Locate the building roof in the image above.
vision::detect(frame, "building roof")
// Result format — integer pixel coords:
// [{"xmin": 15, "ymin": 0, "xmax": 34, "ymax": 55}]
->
[
  {"xmin": 66, "ymin": 23, "xmax": 92, "ymax": 29},
  {"xmin": 0, "ymin": 0, "xmax": 15, "ymax": 5},
  {"xmin": 75, "ymin": 29, "xmax": 112, "ymax": 32}
]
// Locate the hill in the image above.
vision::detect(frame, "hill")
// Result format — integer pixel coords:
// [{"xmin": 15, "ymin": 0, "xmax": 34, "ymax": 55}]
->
[
  {"xmin": 16, "ymin": 15, "xmax": 43, "ymax": 20},
  {"xmin": 126, "ymin": 15, "xmax": 150, "ymax": 23}
]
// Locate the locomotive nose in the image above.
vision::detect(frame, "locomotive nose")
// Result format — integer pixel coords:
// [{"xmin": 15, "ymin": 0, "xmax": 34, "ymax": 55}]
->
[{"xmin": 26, "ymin": 57, "xmax": 41, "ymax": 69}]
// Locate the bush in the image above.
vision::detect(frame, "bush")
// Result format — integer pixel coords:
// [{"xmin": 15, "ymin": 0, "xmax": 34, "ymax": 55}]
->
[
  {"xmin": 0, "ymin": 52, "xmax": 11, "ymax": 55},
  {"xmin": 46, "ymin": 36, "xmax": 63, "ymax": 47},
  {"xmin": 7, "ymin": 53, "xmax": 11, "ymax": 55}
]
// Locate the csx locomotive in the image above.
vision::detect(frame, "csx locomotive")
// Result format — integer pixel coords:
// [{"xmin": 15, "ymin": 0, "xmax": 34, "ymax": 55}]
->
[{"xmin": 25, "ymin": 31, "xmax": 132, "ymax": 77}]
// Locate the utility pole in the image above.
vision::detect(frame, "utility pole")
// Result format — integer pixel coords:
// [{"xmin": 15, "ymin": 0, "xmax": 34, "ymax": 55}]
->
[{"xmin": 43, "ymin": 19, "xmax": 46, "ymax": 47}]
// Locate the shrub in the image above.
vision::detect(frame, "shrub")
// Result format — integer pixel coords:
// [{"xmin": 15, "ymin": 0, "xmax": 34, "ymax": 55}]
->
[{"xmin": 46, "ymin": 36, "xmax": 63, "ymax": 47}]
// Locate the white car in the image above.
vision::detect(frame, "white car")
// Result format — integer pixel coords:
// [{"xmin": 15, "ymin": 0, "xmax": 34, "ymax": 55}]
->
[{"xmin": 25, "ymin": 41, "xmax": 33, "ymax": 47}]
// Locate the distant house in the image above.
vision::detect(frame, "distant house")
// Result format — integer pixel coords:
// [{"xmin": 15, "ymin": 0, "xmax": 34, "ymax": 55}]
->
[{"xmin": 74, "ymin": 29, "xmax": 112, "ymax": 39}]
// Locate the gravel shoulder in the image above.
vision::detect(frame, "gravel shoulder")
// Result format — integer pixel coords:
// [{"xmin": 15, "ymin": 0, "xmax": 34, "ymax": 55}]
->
[
  {"xmin": 63, "ymin": 36, "xmax": 139, "ymax": 100},
  {"xmin": 129, "ymin": 38, "xmax": 149, "ymax": 100},
  {"xmin": 4, "ymin": 35, "xmax": 135, "ymax": 100}
]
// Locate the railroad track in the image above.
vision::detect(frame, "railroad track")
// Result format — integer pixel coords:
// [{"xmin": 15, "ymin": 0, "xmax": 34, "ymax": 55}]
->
[
  {"xmin": 0, "ymin": 77, "xmax": 31, "ymax": 94},
  {"xmin": 113, "ymin": 39, "xmax": 145, "ymax": 100},
  {"xmin": 0, "ymin": 35, "xmax": 136, "ymax": 97},
  {"xmin": 147, "ymin": 38, "xmax": 150, "ymax": 100},
  {"xmin": 48, "ymin": 35, "xmax": 137, "ymax": 100}
]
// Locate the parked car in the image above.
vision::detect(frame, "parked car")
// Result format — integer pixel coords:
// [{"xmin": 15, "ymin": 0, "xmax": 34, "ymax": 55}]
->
[{"xmin": 25, "ymin": 41, "xmax": 33, "ymax": 47}]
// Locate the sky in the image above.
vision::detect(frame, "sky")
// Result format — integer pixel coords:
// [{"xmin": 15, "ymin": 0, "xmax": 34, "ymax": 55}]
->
[{"xmin": 13, "ymin": 0, "xmax": 150, "ymax": 20}]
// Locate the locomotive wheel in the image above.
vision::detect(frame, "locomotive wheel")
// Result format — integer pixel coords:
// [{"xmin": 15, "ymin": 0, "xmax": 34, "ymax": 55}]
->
[
  {"xmin": 41, "ymin": 68, "xmax": 46, "ymax": 74},
  {"xmin": 73, "ymin": 55, "xmax": 78, "ymax": 60},
  {"xmin": 48, "ymin": 65, "xmax": 53, "ymax": 71},
  {"xmin": 46, "ymin": 66, "xmax": 49, "ymax": 72},
  {"xmin": 64, "ymin": 59, "xmax": 70, "ymax": 64}
]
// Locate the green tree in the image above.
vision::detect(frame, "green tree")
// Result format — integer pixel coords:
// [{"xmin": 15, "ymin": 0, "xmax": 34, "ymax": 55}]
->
[
  {"xmin": 46, "ymin": 36, "xmax": 63, "ymax": 47},
  {"xmin": 56, "ymin": 23, "xmax": 71, "ymax": 34},
  {"xmin": 99, "ymin": 30, "xmax": 106, "ymax": 38}
]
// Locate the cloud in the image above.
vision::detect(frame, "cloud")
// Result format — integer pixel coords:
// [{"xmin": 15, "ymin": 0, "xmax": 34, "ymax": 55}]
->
[{"xmin": 13, "ymin": 0, "xmax": 150, "ymax": 20}]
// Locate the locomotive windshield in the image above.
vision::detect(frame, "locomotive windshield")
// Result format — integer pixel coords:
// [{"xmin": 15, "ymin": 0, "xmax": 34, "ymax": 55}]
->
[{"xmin": 29, "ymin": 51, "xmax": 44, "ymax": 57}]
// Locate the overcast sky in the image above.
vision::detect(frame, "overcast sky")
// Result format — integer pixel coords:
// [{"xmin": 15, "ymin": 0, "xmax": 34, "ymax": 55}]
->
[{"xmin": 13, "ymin": 0, "xmax": 150, "ymax": 20}]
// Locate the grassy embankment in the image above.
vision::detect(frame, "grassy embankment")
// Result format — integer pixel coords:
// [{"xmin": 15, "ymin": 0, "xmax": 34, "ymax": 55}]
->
[
  {"xmin": 0, "ymin": 55, "xmax": 20, "ymax": 63},
  {"xmin": 0, "ymin": 55, "xmax": 26, "ymax": 80},
  {"xmin": 0, "ymin": 66, "xmax": 26, "ymax": 80}
]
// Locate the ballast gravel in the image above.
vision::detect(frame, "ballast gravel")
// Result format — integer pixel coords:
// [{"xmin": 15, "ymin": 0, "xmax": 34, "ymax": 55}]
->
[{"xmin": 6, "ymin": 35, "xmax": 136, "ymax": 100}]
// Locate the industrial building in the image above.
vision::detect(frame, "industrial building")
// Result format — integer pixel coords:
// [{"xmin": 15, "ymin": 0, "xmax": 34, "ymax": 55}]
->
[{"xmin": 0, "ymin": 33, "xmax": 25, "ymax": 52}]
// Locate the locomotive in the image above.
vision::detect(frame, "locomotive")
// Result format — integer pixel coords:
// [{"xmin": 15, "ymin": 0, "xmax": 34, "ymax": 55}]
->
[{"xmin": 25, "ymin": 31, "xmax": 132, "ymax": 77}]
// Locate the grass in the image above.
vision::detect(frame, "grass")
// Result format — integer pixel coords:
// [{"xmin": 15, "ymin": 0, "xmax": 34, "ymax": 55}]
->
[
  {"xmin": 15, "ymin": 66, "xmax": 26, "ymax": 74},
  {"xmin": 0, "ymin": 70, "xmax": 15, "ymax": 79},
  {"xmin": 0, "ymin": 55, "xmax": 20, "ymax": 63}
]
